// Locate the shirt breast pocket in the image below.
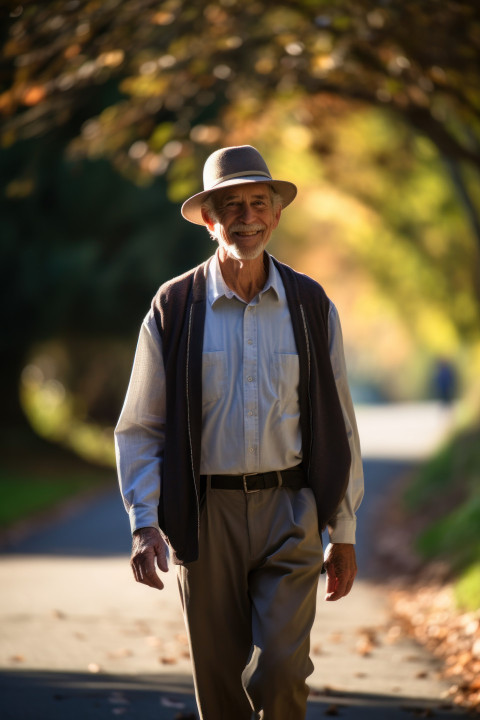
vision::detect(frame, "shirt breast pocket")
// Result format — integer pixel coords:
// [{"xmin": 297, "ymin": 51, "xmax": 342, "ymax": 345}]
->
[
  {"xmin": 270, "ymin": 352, "xmax": 300, "ymax": 414},
  {"xmin": 202, "ymin": 351, "xmax": 227, "ymax": 405}
]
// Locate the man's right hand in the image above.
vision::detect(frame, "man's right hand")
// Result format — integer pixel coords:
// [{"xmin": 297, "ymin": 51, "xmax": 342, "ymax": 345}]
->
[{"xmin": 131, "ymin": 527, "xmax": 168, "ymax": 590}]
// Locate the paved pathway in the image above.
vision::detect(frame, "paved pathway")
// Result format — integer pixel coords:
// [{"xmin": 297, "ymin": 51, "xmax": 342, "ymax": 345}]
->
[{"xmin": 0, "ymin": 403, "xmax": 467, "ymax": 719}]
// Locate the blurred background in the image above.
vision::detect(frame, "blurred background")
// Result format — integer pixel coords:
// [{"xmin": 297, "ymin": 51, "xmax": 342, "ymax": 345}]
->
[{"xmin": 1, "ymin": 0, "xmax": 479, "ymax": 649}]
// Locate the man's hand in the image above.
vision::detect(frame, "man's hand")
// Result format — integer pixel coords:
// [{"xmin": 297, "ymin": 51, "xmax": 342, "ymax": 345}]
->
[
  {"xmin": 131, "ymin": 527, "xmax": 168, "ymax": 590},
  {"xmin": 324, "ymin": 542, "xmax": 357, "ymax": 601}
]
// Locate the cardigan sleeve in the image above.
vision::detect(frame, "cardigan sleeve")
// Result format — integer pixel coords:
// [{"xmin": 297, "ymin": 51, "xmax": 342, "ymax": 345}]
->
[
  {"xmin": 114, "ymin": 309, "xmax": 166, "ymax": 535},
  {"xmin": 327, "ymin": 302, "xmax": 364, "ymax": 544}
]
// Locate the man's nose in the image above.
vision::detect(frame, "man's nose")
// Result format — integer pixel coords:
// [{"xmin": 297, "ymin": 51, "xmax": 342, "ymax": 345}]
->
[{"xmin": 240, "ymin": 203, "xmax": 255, "ymax": 222}]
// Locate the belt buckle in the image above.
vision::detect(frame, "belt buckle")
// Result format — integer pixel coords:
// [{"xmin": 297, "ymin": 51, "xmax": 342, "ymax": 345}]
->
[{"xmin": 242, "ymin": 473, "xmax": 260, "ymax": 494}]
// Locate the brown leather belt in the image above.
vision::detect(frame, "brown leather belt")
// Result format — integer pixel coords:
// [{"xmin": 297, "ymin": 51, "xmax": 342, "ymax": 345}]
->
[{"xmin": 201, "ymin": 466, "xmax": 307, "ymax": 494}]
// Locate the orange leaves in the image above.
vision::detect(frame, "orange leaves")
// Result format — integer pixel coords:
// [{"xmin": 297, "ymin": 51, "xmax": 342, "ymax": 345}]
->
[
  {"xmin": 22, "ymin": 85, "xmax": 47, "ymax": 106},
  {"xmin": 391, "ymin": 585, "xmax": 480, "ymax": 713},
  {"xmin": 151, "ymin": 11, "xmax": 175, "ymax": 26}
]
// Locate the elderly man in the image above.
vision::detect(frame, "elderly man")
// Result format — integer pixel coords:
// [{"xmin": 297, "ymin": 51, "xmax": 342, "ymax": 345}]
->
[{"xmin": 115, "ymin": 145, "xmax": 363, "ymax": 720}]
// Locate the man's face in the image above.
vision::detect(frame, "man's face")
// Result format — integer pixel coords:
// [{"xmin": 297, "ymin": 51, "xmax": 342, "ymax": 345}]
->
[{"xmin": 205, "ymin": 184, "xmax": 282, "ymax": 261}]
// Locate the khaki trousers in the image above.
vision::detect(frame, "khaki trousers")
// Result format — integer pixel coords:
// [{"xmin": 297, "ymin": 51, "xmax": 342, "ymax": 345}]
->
[{"xmin": 176, "ymin": 483, "xmax": 324, "ymax": 720}]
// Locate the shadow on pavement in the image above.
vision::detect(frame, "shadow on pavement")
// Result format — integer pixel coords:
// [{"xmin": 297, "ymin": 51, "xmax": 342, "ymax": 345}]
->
[
  {"xmin": 354, "ymin": 458, "xmax": 414, "ymax": 580},
  {"xmin": 0, "ymin": 669, "xmax": 468, "ymax": 719},
  {"xmin": 1, "ymin": 490, "xmax": 131, "ymax": 557}
]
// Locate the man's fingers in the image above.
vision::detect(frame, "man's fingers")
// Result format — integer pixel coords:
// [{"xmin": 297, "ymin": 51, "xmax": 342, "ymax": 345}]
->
[
  {"xmin": 130, "ymin": 527, "xmax": 168, "ymax": 591},
  {"xmin": 156, "ymin": 542, "xmax": 168, "ymax": 573},
  {"xmin": 325, "ymin": 569, "xmax": 346, "ymax": 601},
  {"xmin": 324, "ymin": 567, "xmax": 338, "ymax": 599},
  {"xmin": 323, "ymin": 543, "xmax": 357, "ymax": 601},
  {"xmin": 131, "ymin": 556, "xmax": 164, "ymax": 590}
]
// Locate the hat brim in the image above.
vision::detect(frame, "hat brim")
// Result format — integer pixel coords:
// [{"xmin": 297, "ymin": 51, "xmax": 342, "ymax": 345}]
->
[{"xmin": 181, "ymin": 176, "xmax": 297, "ymax": 225}]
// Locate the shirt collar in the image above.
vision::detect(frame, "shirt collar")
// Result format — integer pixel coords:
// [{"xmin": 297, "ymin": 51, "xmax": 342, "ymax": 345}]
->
[{"xmin": 208, "ymin": 249, "xmax": 281, "ymax": 306}]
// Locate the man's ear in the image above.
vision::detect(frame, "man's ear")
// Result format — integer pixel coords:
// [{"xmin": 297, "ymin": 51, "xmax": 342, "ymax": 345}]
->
[
  {"xmin": 273, "ymin": 206, "xmax": 282, "ymax": 230},
  {"xmin": 201, "ymin": 207, "xmax": 215, "ymax": 230}
]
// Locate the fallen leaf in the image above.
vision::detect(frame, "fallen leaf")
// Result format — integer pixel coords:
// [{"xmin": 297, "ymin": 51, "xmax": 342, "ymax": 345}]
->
[
  {"xmin": 9, "ymin": 655, "xmax": 25, "ymax": 663},
  {"xmin": 328, "ymin": 633, "xmax": 343, "ymax": 643},
  {"xmin": 160, "ymin": 656, "xmax": 178, "ymax": 665},
  {"xmin": 355, "ymin": 638, "xmax": 373, "ymax": 657}
]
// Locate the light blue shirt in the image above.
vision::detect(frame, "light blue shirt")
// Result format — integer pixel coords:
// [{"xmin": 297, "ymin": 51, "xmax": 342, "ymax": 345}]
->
[{"xmin": 115, "ymin": 252, "xmax": 363, "ymax": 543}]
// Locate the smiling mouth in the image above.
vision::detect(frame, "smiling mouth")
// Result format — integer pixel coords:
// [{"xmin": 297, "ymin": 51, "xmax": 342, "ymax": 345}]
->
[{"xmin": 231, "ymin": 225, "xmax": 265, "ymax": 238}]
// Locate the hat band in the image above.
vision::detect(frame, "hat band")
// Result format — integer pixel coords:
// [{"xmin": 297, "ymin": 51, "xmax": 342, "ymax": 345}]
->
[{"xmin": 208, "ymin": 169, "xmax": 272, "ymax": 189}]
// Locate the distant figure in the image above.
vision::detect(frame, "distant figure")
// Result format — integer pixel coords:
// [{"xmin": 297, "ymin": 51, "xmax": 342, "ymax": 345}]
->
[
  {"xmin": 115, "ymin": 145, "xmax": 364, "ymax": 719},
  {"xmin": 433, "ymin": 357, "xmax": 457, "ymax": 405}
]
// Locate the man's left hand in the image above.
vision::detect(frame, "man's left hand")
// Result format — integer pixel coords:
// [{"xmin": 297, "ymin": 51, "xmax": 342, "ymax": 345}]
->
[{"xmin": 324, "ymin": 543, "xmax": 357, "ymax": 601}]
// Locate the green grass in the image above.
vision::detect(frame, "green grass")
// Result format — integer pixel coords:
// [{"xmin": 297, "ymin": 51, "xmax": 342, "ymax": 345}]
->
[
  {"xmin": 0, "ymin": 469, "xmax": 115, "ymax": 529},
  {"xmin": 404, "ymin": 427, "xmax": 480, "ymax": 511},
  {"xmin": 454, "ymin": 562, "xmax": 480, "ymax": 610},
  {"xmin": 404, "ymin": 424, "xmax": 480, "ymax": 611},
  {"xmin": 417, "ymin": 494, "xmax": 480, "ymax": 570}
]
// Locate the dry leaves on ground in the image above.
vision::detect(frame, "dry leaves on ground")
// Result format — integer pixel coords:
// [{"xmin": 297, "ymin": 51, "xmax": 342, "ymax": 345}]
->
[{"xmin": 390, "ymin": 583, "xmax": 480, "ymax": 714}]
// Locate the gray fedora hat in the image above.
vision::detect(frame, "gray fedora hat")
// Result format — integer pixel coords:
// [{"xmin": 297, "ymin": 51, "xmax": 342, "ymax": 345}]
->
[{"xmin": 181, "ymin": 145, "xmax": 297, "ymax": 225}]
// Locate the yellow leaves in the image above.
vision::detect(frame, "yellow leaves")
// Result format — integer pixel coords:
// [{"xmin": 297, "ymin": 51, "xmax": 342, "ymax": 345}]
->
[
  {"xmin": 416, "ymin": 307, "xmax": 460, "ymax": 356},
  {"xmin": 97, "ymin": 50, "xmax": 125, "ymax": 68},
  {"xmin": 281, "ymin": 125, "xmax": 312, "ymax": 152},
  {"xmin": 190, "ymin": 124, "xmax": 222, "ymax": 145},
  {"xmin": 311, "ymin": 54, "xmax": 336, "ymax": 76},
  {"xmin": 166, "ymin": 155, "xmax": 199, "ymax": 203},
  {"xmin": 149, "ymin": 122, "xmax": 174, "ymax": 152},
  {"xmin": 255, "ymin": 57, "xmax": 275, "ymax": 75},
  {"xmin": 120, "ymin": 75, "xmax": 168, "ymax": 98}
]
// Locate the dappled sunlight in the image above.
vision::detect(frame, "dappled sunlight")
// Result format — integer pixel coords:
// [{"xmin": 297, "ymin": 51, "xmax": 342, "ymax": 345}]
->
[{"xmin": 20, "ymin": 358, "xmax": 115, "ymax": 468}]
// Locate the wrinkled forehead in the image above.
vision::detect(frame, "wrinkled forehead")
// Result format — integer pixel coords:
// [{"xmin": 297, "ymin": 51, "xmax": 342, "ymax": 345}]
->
[{"xmin": 213, "ymin": 183, "xmax": 273, "ymax": 205}]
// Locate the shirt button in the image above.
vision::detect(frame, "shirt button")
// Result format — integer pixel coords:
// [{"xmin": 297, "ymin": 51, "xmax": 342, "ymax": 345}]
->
[
  {"xmin": 247, "ymin": 376, "xmax": 253, "ymax": 382},
  {"xmin": 247, "ymin": 339, "xmax": 253, "ymax": 345},
  {"xmin": 249, "ymin": 447, "xmax": 255, "ymax": 453},
  {"xmin": 247, "ymin": 411, "xmax": 253, "ymax": 416}
]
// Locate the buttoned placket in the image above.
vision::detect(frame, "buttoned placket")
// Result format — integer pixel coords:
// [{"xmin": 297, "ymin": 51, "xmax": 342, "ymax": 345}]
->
[{"xmin": 243, "ymin": 301, "xmax": 259, "ymax": 471}]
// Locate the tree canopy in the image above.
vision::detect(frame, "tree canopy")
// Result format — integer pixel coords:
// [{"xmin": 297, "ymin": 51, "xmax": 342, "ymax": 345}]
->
[
  {"xmin": 2, "ymin": 0, "xmax": 480, "ymax": 447},
  {"xmin": 2, "ymin": 1, "xmax": 480, "ymax": 188}
]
